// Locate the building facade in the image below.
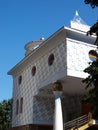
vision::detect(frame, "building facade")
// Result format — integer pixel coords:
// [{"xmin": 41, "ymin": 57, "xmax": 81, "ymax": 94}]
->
[{"xmin": 8, "ymin": 12, "xmax": 96, "ymax": 130}]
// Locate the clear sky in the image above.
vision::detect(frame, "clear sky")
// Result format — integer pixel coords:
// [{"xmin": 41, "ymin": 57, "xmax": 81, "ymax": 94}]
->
[{"xmin": 0, "ymin": 0, "xmax": 98, "ymax": 101}]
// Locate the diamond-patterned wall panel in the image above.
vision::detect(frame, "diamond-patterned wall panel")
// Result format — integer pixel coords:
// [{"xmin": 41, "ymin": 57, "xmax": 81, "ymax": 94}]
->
[
  {"xmin": 12, "ymin": 40, "xmax": 67, "ymax": 127},
  {"xmin": 32, "ymin": 40, "xmax": 67, "ymax": 88},
  {"xmin": 33, "ymin": 96, "xmax": 54, "ymax": 124},
  {"xmin": 67, "ymin": 38, "xmax": 96, "ymax": 74},
  {"xmin": 12, "ymin": 37, "xmax": 96, "ymax": 127}
]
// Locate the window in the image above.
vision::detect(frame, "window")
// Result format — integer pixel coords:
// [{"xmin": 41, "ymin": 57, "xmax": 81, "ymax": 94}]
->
[
  {"xmin": 18, "ymin": 75, "xmax": 22, "ymax": 85},
  {"xmin": 31, "ymin": 66, "xmax": 36, "ymax": 76},
  {"xmin": 16, "ymin": 98, "xmax": 23, "ymax": 115},
  {"xmin": 16, "ymin": 99, "xmax": 19, "ymax": 115},
  {"xmin": 48, "ymin": 54, "xmax": 54, "ymax": 66},
  {"xmin": 20, "ymin": 97, "xmax": 23, "ymax": 113}
]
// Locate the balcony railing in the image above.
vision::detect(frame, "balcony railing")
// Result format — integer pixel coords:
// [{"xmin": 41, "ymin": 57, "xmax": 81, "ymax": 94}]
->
[{"xmin": 64, "ymin": 113, "xmax": 93, "ymax": 130}]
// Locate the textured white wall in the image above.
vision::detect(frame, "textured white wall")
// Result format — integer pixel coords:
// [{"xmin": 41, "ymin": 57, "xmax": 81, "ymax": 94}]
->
[
  {"xmin": 67, "ymin": 38, "xmax": 96, "ymax": 78},
  {"xmin": 12, "ymin": 39, "xmax": 67, "ymax": 127},
  {"xmin": 12, "ymin": 32, "xmax": 96, "ymax": 127},
  {"xmin": 33, "ymin": 96, "xmax": 54, "ymax": 125}
]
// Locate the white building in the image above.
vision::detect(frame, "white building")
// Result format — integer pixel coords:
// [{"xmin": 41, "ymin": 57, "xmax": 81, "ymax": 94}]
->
[{"xmin": 8, "ymin": 12, "xmax": 96, "ymax": 130}]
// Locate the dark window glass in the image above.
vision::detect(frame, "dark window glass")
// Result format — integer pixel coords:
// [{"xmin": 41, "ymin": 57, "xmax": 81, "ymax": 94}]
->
[
  {"xmin": 31, "ymin": 66, "xmax": 36, "ymax": 76},
  {"xmin": 16, "ymin": 99, "xmax": 19, "ymax": 115},
  {"xmin": 48, "ymin": 54, "xmax": 54, "ymax": 66},
  {"xmin": 20, "ymin": 97, "xmax": 23, "ymax": 113},
  {"xmin": 18, "ymin": 75, "xmax": 22, "ymax": 85}
]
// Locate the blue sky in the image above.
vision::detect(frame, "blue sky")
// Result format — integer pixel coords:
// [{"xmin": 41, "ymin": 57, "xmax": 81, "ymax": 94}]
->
[{"xmin": 0, "ymin": 0, "xmax": 98, "ymax": 101}]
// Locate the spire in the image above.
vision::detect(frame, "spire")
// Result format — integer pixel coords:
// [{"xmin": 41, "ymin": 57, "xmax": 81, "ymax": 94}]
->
[
  {"xmin": 70, "ymin": 10, "xmax": 90, "ymax": 32},
  {"xmin": 76, "ymin": 10, "xmax": 79, "ymax": 16},
  {"xmin": 72, "ymin": 10, "xmax": 87, "ymax": 25}
]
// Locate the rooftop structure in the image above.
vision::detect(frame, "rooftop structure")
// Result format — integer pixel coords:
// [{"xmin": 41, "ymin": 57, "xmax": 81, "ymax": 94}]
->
[{"xmin": 70, "ymin": 11, "xmax": 90, "ymax": 32}]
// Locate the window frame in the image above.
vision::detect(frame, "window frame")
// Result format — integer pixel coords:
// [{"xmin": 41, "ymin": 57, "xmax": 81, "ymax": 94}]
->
[{"xmin": 48, "ymin": 53, "xmax": 55, "ymax": 66}]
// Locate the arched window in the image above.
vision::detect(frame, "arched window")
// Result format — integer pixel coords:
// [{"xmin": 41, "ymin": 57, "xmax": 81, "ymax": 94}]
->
[
  {"xmin": 16, "ymin": 99, "xmax": 19, "ymax": 115},
  {"xmin": 31, "ymin": 66, "xmax": 36, "ymax": 76},
  {"xmin": 18, "ymin": 75, "xmax": 22, "ymax": 85},
  {"xmin": 20, "ymin": 97, "xmax": 23, "ymax": 113},
  {"xmin": 48, "ymin": 54, "xmax": 54, "ymax": 66}
]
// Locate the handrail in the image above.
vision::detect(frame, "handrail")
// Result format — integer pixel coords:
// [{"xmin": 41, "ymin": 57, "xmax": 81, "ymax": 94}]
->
[{"xmin": 64, "ymin": 113, "xmax": 92, "ymax": 130}]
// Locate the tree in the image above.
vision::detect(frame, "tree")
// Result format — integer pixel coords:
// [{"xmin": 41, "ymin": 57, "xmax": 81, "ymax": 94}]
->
[
  {"xmin": 84, "ymin": 0, "xmax": 98, "ymax": 8},
  {"xmin": 82, "ymin": 58, "xmax": 98, "ymax": 119},
  {"xmin": 0, "ymin": 99, "xmax": 12, "ymax": 130},
  {"xmin": 84, "ymin": 0, "xmax": 98, "ymax": 45},
  {"xmin": 82, "ymin": 0, "xmax": 98, "ymax": 120},
  {"xmin": 87, "ymin": 21, "xmax": 98, "ymax": 45}
]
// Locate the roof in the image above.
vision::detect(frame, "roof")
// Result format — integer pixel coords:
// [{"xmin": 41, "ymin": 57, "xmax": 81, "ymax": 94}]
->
[{"xmin": 8, "ymin": 26, "xmax": 65, "ymax": 75}]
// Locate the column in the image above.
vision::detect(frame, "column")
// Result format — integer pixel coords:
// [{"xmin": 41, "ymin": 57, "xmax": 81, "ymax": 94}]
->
[{"xmin": 53, "ymin": 81, "xmax": 63, "ymax": 130}]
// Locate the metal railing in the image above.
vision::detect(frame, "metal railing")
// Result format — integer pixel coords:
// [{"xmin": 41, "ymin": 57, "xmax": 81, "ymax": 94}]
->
[{"xmin": 64, "ymin": 114, "xmax": 92, "ymax": 130}]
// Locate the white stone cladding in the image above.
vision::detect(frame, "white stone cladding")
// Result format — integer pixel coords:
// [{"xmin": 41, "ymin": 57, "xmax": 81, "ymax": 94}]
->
[
  {"xmin": 70, "ymin": 11, "xmax": 90, "ymax": 32},
  {"xmin": 67, "ymin": 38, "xmax": 96, "ymax": 78},
  {"xmin": 11, "ymin": 38, "xmax": 67, "ymax": 127},
  {"xmin": 33, "ymin": 96, "xmax": 54, "ymax": 124},
  {"xmin": 70, "ymin": 21, "xmax": 90, "ymax": 32},
  {"xmin": 9, "ymin": 25, "xmax": 97, "ymax": 128}
]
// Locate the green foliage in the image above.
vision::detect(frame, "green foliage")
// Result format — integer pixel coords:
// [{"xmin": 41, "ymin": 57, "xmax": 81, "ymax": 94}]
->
[
  {"xmin": 82, "ymin": 90, "xmax": 96, "ymax": 103},
  {"xmin": 83, "ymin": 61, "xmax": 98, "ymax": 88},
  {"xmin": 84, "ymin": 0, "xmax": 98, "ymax": 8},
  {"xmin": 84, "ymin": 0, "xmax": 98, "ymax": 45},
  {"xmin": 83, "ymin": 1, "xmax": 98, "ymax": 118},
  {"xmin": 82, "ymin": 60, "xmax": 98, "ymax": 119},
  {"xmin": 0, "ymin": 99, "xmax": 12, "ymax": 130},
  {"xmin": 87, "ymin": 21, "xmax": 98, "ymax": 45}
]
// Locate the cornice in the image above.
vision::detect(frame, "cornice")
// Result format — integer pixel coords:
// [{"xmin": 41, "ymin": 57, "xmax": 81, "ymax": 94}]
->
[
  {"xmin": 8, "ymin": 26, "xmax": 96, "ymax": 76},
  {"xmin": 8, "ymin": 26, "xmax": 66, "ymax": 75}
]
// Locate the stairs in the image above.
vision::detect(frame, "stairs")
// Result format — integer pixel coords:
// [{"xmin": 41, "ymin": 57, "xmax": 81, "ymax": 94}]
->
[{"xmin": 64, "ymin": 113, "xmax": 94, "ymax": 130}]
